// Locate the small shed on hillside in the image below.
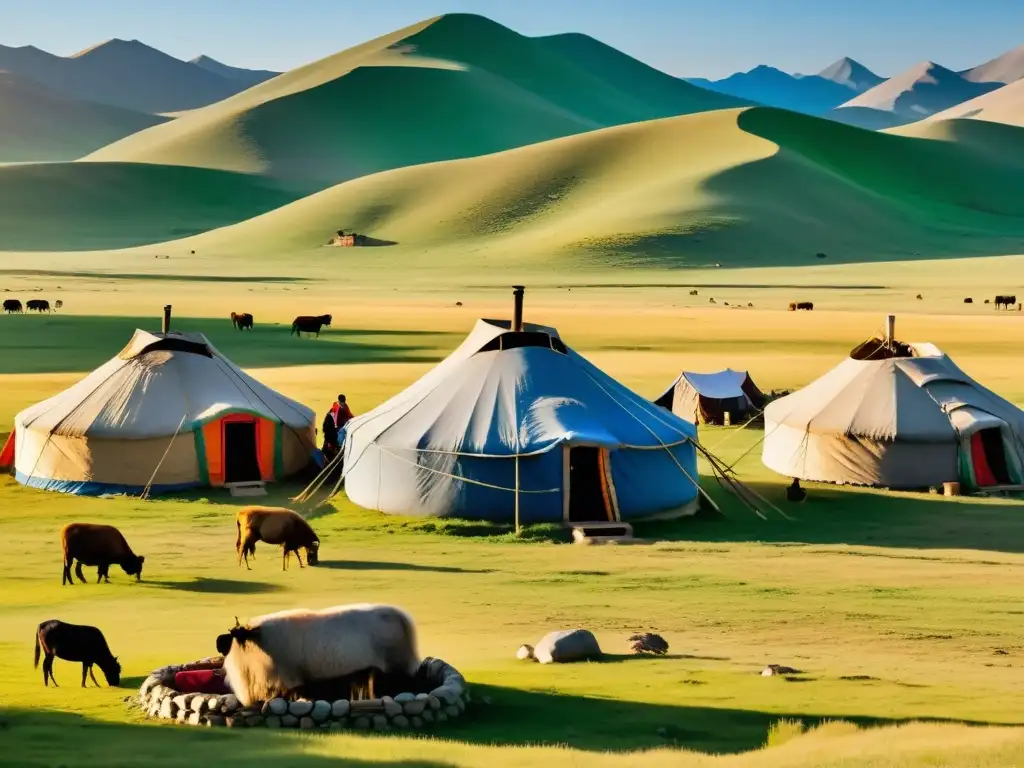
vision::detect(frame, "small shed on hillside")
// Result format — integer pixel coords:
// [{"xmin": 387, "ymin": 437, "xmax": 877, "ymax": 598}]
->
[{"xmin": 655, "ymin": 369, "xmax": 765, "ymax": 425}]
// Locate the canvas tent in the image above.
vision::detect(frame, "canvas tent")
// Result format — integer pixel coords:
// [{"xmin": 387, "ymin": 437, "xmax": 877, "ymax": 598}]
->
[
  {"xmin": 5, "ymin": 330, "xmax": 315, "ymax": 495},
  {"xmin": 340, "ymin": 318, "xmax": 699, "ymax": 522},
  {"xmin": 655, "ymin": 369, "xmax": 764, "ymax": 424},
  {"xmin": 763, "ymin": 339, "xmax": 1024, "ymax": 489}
]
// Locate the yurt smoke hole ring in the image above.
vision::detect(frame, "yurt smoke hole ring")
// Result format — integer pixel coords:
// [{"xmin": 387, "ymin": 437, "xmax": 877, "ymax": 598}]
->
[{"xmin": 138, "ymin": 656, "xmax": 470, "ymax": 731}]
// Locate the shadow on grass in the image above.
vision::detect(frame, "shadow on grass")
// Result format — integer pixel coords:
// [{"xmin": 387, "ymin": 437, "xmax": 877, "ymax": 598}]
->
[
  {"xmin": 632, "ymin": 479, "xmax": 1024, "ymax": 556},
  {"xmin": 148, "ymin": 577, "xmax": 285, "ymax": 595},
  {"xmin": 0, "ymin": 314, "xmax": 459, "ymax": 374},
  {"xmin": 0, "ymin": 709, "xmax": 447, "ymax": 767},
  {"xmin": 316, "ymin": 559, "xmax": 492, "ymax": 574}
]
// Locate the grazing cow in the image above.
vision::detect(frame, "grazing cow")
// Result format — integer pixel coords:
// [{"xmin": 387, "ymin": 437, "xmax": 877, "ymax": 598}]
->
[
  {"xmin": 709, "ymin": 298, "xmax": 716, "ymax": 304},
  {"xmin": 796, "ymin": 302, "xmax": 814, "ymax": 311},
  {"xmin": 3, "ymin": 299, "xmax": 22, "ymax": 313},
  {"xmin": 230, "ymin": 311, "xmax": 254, "ymax": 331},
  {"xmin": 964, "ymin": 298, "xmax": 974, "ymax": 304},
  {"xmin": 54, "ymin": 300, "xmax": 63, "ymax": 310},
  {"xmin": 221, "ymin": 604, "xmax": 419, "ymax": 706},
  {"xmin": 689, "ymin": 290, "xmax": 698, "ymax": 296},
  {"xmin": 236, "ymin": 506, "xmax": 320, "ymax": 570},
  {"xmin": 34, "ymin": 619, "xmax": 121, "ymax": 687},
  {"xmin": 26, "ymin": 299, "xmax": 50, "ymax": 313},
  {"xmin": 996, "ymin": 295, "xmax": 1017, "ymax": 310},
  {"xmin": 61, "ymin": 523, "xmax": 145, "ymax": 585},
  {"xmin": 916, "ymin": 294, "xmax": 923, "ymax": 300},
  {"xmin": 291, "ymin": 314, "xmax": 332, "ymax": 337},
  {"xmin": 788, "ymin": 302, "xmax": 797, "ymax": 311}
]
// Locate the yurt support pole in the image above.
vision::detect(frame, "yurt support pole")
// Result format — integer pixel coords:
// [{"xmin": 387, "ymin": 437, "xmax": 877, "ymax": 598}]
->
[
  {"xmin": 885, "ymin": 314, "xmax": 895, "ymax": 348},
  {"xmin": 514, "ymin": 453, "xmax": 521, "ymax": 534}
]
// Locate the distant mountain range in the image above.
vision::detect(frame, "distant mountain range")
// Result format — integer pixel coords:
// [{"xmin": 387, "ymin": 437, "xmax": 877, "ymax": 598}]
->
[{"xmin": 0, "ymin": 39, "xmax": 277, "ymax": 113}]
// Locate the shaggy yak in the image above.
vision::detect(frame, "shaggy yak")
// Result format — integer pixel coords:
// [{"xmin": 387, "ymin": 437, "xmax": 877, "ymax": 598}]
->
[
  {"xmin": 291, "ymin": 314, "xmax": 332, "ymax": 337},
  {"xmin": 34, "ymin": 619, "xmax": 121, "ymax": 687},
  {"xmin": 61, "ymin": 523, "xmax": 145, "ymax": 585},
  {"xmin": 221, "ymin": 604, "xmax": 420, "ymax": 705},
  {"xmin": 236, "ymin": 506, "xmax": 320, "ymax": 570},
  {"xmin": 230, "ymin": 311, "xmax": 254, "ymax": 330}
]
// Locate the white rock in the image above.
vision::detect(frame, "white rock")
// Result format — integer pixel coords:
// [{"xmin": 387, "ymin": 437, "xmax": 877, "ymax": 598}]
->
[
  {"xmin": 428, "ymin": 695, "xmax": 441, "ymax": 711},
  {"xmin": 430, "ymin": 686, "xmax": 460, "ymax": 705},
  {"xmin": 268, "ymin": 698, "xmax": 288, "ymax": 716},
  {"xmin": 159, "ymin": 698, "xmax": 177, "ymax": 720},
  {"xmin": 516, "ymin": 644, "xmax": 536, "ymax": 661},
  {"xmin": 394, "ymin": 692, "xmax": 416, "ymax": 704},
  {"xmin": 221, "ymin": 694, "xmax": 239, "ymax": 713},
  {"xmin": 311, "ymin": 700, "xmax": 331, "ymax": 722},
  {"xmin": 331, "ymin": 699, "xmax": 350, "ymax": 717},
  {"xmin": 190, "ymin": 697, "xmax": 207, "ymax": 713},
  {"xmin": 534, "ymin": 629, "xmax": 602, "ymax": 664},
  {"xmin": 186, "ymin": 712, "xmax": 202, "ymax": 726},
  {"xmin": 289, "ymin": 700, "xmax": 314, "ymax": 717}
]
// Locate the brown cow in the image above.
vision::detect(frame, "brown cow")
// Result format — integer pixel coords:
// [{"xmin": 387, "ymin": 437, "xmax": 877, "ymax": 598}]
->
[
  {"xmin": 291, "ymin": 314, "xmax": 332, "ymax": 337},
  {"xmin": 236, "ymin": 506, "xmax": 320, "ymax": 571},
  {"xmin": 61, "ymin": 523, "xmax": 145, "ymax": 585},
  {"xmin": 230, "ymin": 311, "xmax": 254, "ymax": 330}
]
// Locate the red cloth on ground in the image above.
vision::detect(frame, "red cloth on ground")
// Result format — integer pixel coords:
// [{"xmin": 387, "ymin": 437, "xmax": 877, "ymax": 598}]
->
[
  {"xmin": 971, "ymin": 432, "xmax": 998, "ymax": 487},
  {"xmin": 174, "ymin": 669, "xmax": 230, "ymax": 694}
]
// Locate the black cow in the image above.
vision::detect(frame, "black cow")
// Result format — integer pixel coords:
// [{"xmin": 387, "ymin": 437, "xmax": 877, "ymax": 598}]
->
[
  {"xmin": 964, "ymin": 297, "xmax": 974, "ymax": 304},
  {"xmin": 34, "ymin": 619, "xmax": 121, "ymax": 687},
  {"xmin": 26, "ymin": 299, "xmax": 50, "ymax": 313},
  {"xmin": 995, "ymin": 295, "xmax": 1017, "ymax": 310},
  {"xmin": 3, "ymin": 299, "xmax": 22, "ymax": 313},
  {"xmin": 291, "ymin": 314, "xmax": 332, "ymax": 338},
  {"xmin": 796, "ymin": 301, "xmax": 814, "ymax": 311}
]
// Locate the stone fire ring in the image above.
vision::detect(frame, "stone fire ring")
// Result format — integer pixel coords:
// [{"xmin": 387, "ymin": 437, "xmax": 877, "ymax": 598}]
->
[{"xmin": 138, "ymin": 655, "xmax": 470, "ymax": 731}]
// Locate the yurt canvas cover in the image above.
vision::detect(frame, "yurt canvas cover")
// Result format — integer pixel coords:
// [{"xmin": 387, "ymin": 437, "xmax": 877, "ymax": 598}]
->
[
  {"xmin": 763, "ymin": 341, "xmax": 1024, "ymax": 489},
  {"xmin": 341, "ymin": 319, "xmax": 699, "ymax": 522},
  {"xmin": 11, "ymin": 330, "xmax": 316, "ymax": 495},
  {"xmin": 656, "ymin": 369, "xmax": 765, "ymax": 424}
]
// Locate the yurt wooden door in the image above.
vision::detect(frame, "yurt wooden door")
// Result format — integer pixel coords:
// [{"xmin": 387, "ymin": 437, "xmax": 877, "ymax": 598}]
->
[
  {"xmin": 224, "ymin": 420, "xmax": 261, "ymax": 483},
  {"xmin": 563, "ymin": 445, "xmax": 619, "ymax": 522}
]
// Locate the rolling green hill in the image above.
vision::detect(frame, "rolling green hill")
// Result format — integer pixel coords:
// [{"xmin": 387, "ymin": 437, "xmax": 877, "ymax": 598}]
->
[
  {"xmin": 164, "ymin": 106, "xmax": 1024, "ymax": 269},
  {"xmin": 84, "ymin": 13, "xmax": 744, "ymax": 187},
  {"xmin": 0, "ymin": 72, "xmax": 167, "ymax": 162},
  {"xmin": 0, "ymin": 163, "xmax": 296, "ymax": 251}
]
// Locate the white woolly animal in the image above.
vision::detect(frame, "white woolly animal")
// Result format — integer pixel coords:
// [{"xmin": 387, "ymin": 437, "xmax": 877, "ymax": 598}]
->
[{"xmin": 223, "ymin": 603, "xmax": 419, "ymax": 706}]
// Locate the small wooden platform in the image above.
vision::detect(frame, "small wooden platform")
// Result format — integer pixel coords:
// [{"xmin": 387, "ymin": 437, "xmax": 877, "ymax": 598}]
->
[
  {"xmin": 227, "ymin": 481, "xmax": 267, "ymax": 498},
  {"xmin": 570, "ymin": 521, "xmax": 636, "ymax": 545}
]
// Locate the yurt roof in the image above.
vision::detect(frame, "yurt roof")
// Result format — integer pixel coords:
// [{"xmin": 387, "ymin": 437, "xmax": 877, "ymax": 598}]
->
[
  {"xmin": 16, "ymin": 330, "xmax": 313, "ymax": 439},
  {"xmin": 344, "ymin": 318, "xmax": 695, "ymax": 463}
]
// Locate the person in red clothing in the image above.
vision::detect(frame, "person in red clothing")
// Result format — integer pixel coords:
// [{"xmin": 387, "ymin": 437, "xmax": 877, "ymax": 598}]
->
[{"xmin": 321, "ymin": 394, "xmax": 354, "ymax": 463}]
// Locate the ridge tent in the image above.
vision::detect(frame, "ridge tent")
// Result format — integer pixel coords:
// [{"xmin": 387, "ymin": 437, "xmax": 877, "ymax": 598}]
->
[
  {"xmin": 763, "ymin": 338, "xmax": 1024, "ymax": 490},
  {"xmin": 340, "ymin": 318, "xmax": 699, "ymax": 522},
  {"xmin": 9, "ymin": 329, "xmax": 316, "ymax": 495},
  {"xmin": 655, "ymin": 369, "xmax": 764, "ymax": 425}
]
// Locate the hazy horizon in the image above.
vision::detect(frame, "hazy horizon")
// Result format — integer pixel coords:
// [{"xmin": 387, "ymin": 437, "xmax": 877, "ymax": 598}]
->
[{"xmin": 0, "ymin": 0, "xmax": 1020, "ymax": 80}]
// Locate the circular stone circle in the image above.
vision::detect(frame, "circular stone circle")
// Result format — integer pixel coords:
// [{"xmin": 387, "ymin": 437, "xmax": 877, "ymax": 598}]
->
[{"xmin": 138, "ymin": 655, "xmax": 470, "ymax": 730}]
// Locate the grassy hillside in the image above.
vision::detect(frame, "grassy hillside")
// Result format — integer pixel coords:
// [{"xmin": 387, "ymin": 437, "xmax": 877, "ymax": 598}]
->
[
  {"xmin": 85, "ymin": 14, "xmax": 744, "ymax": 187},
  {"xmin": 0, "ymin": 163, "xmax": 297, "ymax": 251},
  {"xmin": 0, "ymin": 72, "xmax": 167, "ymax": 162},
  {"xmin": 166, "ymin": 106, "xmax": 1024, "ymax": 269}
]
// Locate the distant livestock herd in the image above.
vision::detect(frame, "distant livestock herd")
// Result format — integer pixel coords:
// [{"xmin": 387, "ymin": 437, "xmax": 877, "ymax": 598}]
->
[{"xmin": 3, "ymin": 299, "xmax": 62, "ymax": 313}]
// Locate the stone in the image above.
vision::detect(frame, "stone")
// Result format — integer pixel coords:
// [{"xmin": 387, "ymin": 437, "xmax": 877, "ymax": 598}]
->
[
  {"xmin": 391, "ymin": 715, "xmax": 410, "ymax": 729},
  {"xmin": 172, "ymin": 694, "xmax": 192, "ymax": 711},
  {"xmin": 430, "ymin": 686, "xmax": 460, "ymax": 705},
  {"xmin": 221, "ymin": 694, "xmax": 240, "ymax": 713},
  {"xmin": 186, "ymin": 712, "xmax": 202, "ymax": 726},
  {"xmin": 411, "ymin": 716, "xmax": 424, "ymax": 728},
  {"xmin": 463, "ymin": 691, "xmax": 472, "ymax": 704},
  {"xmin": 300, "ymin": 717, "xmax": 315, "ymax": 730},
  {"xmin": 415, "ymin": 693, "xmax": 430, "ymax": 700},
  {"xmin": 428, "ymin": 696, "xmax": 441, "ymax": 711},
  {"xmin": 281, "ymin": 715, "xmax": 299, "ymax": 728},
  {"xmin": 402, "ymin": 700, "xmax": 426, "ymax": 716},
  {"xmin": 454, "ymin": 698, "xmax": 466, "ymax": 714},
  {"xmin": 381, "ymin": 697, "xmax": 403, "ymax": 717},
  {"xmin": 394, "ymin": 692, "xmax": 417, "ymax": 704},
  {"xmin": 268, "ymin": 698, "xmax": 288, "ymax": 716},
  {"xmin": 427, "ymin": 658, "xmax": 446, "ymax": 680},
  {"xmin": 266, "ymin": 715, "xmax": 282, "ymax": 728},
  {"xmin": 206, "ymin": 714, "xmax": 226, "ymax": 727},
  {"xmin": 353, "ymin": 717, "xmax": 371, "ymax": 730},
  {"xmin": 445, "ymin": 705, "xmax": 460, "ymax": 718},
  {"xmin": 159, "ymin": 698, "xmax": 177, "ymax": 720},
  {"xmin": 226, "ymin": 716, "xmax": 242, "ymax": 728},
  {"xmin": 331, "ymin": 699, "xmax": 350, "ymax": 718},
  {"xmin": 435, "ymin": 710, "xmax": 448, "ymax": 723},
  {"xmin": 139, "ymin": 675, "xmax": 160, "ymax": 698},
  {"xmin": 289, "ymin": 699, "xmax": 314, "ymax": 717},
  {"xmin": 191, "ymin": 697, "xmax": 207, "ymax": 713},
  {"xmin": 421, "ymin": 710, "xmax": 435, "ymax": 724},
  {"xmin": 312, "ymin": 700, "xmax": 331, "ymax": 723},
  {"xmin": 176, "ymin": 710, "xmax": 189, "ymax": 723},
  {"xmin": 329, "ymin": 720, "xmax": 345, "ymax": 731},
  {"xmin": 533, "ymin": 629, "xmax": 602, "ymax": 664},
  {"xmin": 372, "ymin": 715, "xmax": 388, "ymax": 730},
  {"xmin": 245, "ymin": 715, "xmax": 264, "ymax": 728}
]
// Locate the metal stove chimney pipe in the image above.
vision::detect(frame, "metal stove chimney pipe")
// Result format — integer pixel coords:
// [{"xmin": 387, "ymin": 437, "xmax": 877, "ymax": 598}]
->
[
  {"xmin": 512, "ymin": 286, "xmax": 525, "ymax": 332},
  {"xmin": 163, "ymin": 305, "xmax": 172, "ymax": 334},
  {"xmin": 885, "ymin": 313, "xmax": 895, "ymax": 346}
]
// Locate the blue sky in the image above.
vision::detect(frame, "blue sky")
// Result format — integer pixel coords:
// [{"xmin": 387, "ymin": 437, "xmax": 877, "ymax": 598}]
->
[{"xmin": 0, "ymin": 0, "xmax": 1020, "ymax": 79}]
